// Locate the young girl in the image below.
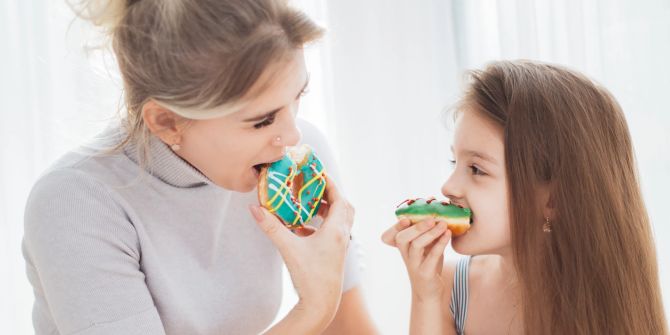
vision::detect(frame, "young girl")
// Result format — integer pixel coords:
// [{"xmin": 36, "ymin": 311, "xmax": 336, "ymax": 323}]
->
[
  {"xmin": 382, "ymin": 61, "xmax": 667, "ymax": 334},
  {"xmin": 22, "ymin": 0, "xmax": 376, "ymax": 334}
]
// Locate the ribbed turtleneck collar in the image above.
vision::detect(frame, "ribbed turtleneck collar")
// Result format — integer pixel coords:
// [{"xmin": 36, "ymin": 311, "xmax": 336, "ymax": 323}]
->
[{"xmin": 120, "ymin": 128, "xmax": 213, "ymax": 189}]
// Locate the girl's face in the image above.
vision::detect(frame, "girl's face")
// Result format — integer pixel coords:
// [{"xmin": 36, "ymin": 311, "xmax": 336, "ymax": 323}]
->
[
  {"xmin": 177, "ymin": 50, "xmax": 307, "ymax": 192},
  {"xmin": 441, "ymin": 110, "xmax": 511, "ymax": 256}
]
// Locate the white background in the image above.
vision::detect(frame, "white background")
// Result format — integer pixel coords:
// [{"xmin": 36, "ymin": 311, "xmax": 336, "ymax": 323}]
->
[{"xmin": 2, "ymin": 0, "xmax": 669, "ymax": 333}]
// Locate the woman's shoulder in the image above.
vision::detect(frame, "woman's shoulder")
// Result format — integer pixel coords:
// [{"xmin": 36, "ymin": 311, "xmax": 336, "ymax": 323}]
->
[
  {"xmin": 24, "ymin": 162, "xmax": 135, "ymax": 247},
  {"xmin": 30, "ymin": 126, "xmax": 141, "ymax": 201}
]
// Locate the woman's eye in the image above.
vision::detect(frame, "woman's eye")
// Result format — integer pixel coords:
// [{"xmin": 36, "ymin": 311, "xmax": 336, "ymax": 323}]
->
[
  {"xmin": 253, "ymin": 114, "xmax": 276, "ymax": 129},
  {"xmin": 448, "ymin": 159, "xmax": 456, "ymax": 166}
]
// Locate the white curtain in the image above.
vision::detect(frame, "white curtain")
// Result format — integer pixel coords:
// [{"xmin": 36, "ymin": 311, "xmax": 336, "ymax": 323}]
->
[
  {"xmin": 2, "ymin": 0, "xmax": 669, "ymax": 334},
  {"xmin": 2, "ymin": 1, "xmax": 126, "ymax": 334}
]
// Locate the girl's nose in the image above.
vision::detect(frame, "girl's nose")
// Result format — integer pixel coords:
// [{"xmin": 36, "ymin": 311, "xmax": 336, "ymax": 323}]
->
[{"xmin": 441, "ymin": 172, "xmax": 464, "ymax": 202}]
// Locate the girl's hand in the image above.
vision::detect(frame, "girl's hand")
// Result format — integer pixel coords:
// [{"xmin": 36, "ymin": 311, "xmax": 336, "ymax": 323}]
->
[
  {"xmin": 381, "ymin": 219, "xmax": 452, "ymax": 302},
  {"xmin": 249, "ymin": 176, "xmax": 354, "ymax": 332}
]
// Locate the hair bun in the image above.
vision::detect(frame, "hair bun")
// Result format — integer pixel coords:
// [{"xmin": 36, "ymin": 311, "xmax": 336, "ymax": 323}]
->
[{"xmin": 68, "ymin": 0, "xmax": 129, "ymax": 31}]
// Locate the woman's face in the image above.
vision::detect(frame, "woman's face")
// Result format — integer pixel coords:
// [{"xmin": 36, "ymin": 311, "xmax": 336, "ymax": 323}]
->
[
  {"xmin": 441, "ymin": 110, "xmax": 511, "ymax": 256},
  {"xmin": 177, "ymin": 50, "xmax": 308, "ymax": 192}
]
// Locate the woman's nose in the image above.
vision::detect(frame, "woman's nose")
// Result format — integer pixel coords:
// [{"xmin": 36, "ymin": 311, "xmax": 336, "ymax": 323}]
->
[{"xmin": 273, "ymin": 118, "xmax": 302, "ymax": 147}]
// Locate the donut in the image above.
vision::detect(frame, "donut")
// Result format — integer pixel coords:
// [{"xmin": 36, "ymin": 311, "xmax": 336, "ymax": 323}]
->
[
  {"xmin": 395, "ymin": 197, "xmax": 472, "ymax": 236},
  {"xmin": 258, "ymin": 145, "xmax": 327, "ymax": 228}
]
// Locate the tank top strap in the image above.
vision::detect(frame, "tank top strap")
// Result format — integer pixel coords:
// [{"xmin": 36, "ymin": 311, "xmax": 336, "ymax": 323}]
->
[{"xmin": 449, "ymin": 255, "xmax": 472, "ymax": 335}]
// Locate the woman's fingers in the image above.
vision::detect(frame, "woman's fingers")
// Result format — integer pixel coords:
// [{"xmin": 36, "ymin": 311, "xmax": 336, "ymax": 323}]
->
[
  {"xmin": 319, "ymin": 177, "xmax": 354, "ymax": 239},
  {"xmin": 381, "ymin": 219, "xmax": 411, "ymax": 246},
  {"xmin": 420, "ymin": 229, "xmax": 452, "ymax": 274},
  {"xmin": 322, "ymin": 175, "xmax": 341, "ymax": 205},
  {"xmin": 408, "ymin": 221, "xmax": 448, "ymax": 263},
  {"xmin": 249, "ymin": 205, "xmax": 294, "ymax": 248},
  {"xmin": 316, "ymin": 199, "xmax": 330, "ymax": 218},
  {"xmin": 292, "ymin": 225, "xmax": 316, "ymax": 237}
]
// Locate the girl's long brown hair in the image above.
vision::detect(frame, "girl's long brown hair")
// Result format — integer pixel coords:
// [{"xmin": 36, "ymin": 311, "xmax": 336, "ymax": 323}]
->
[{"xmin": 461, "ymin": 60, "xmax": 667, "ymax": 334}]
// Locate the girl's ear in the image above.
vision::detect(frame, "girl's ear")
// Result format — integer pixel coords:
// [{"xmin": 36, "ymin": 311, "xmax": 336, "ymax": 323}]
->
[
  {"xmin": 142, "ymin": 99, "xmax": 190, "ymax": 144},
  {"xmin": 537, "ymin": 181, "xmax": 556, "ymax": 220}
]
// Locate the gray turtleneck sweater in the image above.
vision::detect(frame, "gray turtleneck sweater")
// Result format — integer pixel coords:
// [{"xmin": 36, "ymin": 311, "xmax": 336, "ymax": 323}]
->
[{"xmin": 22, "ymin": 119, "xmax": 361, "ymax": 335}]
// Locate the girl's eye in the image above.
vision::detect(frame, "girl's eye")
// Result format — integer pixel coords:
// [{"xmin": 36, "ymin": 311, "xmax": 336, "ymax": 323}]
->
[
  {"xmin": 253, "ymin": 114, "xmax": 277, "ymax": 129},
  {"xmin": 448, "ymin": 159, "xmax": 456, "ymax": 166},
  {"xmin": 470, "ymin": 165, "xmax": 486, "ymax": 176}
]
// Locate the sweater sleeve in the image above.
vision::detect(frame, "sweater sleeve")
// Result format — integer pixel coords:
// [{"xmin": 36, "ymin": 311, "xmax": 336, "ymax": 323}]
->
[
  {"xmin": 297, "ymin": 119, "xmax": 364, "ymax": 292},
  {"xmin": 22, "ymin": 168, "xmax": 166, "ymax": 335}
]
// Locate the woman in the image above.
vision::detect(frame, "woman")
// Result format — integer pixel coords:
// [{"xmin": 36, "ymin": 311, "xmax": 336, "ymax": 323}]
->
[{"xmin": 22, "ymin": 0, "xmax": 377, "ymax": 334}]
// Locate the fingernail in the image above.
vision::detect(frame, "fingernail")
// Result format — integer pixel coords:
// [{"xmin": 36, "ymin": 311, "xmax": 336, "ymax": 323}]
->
[
  {"xmin": 248, "ymin": 205, "xmax": 265, "ymax": 222},
  {"xmin": 422, "ymin": 220, "xmax": 436, "ymax": 229}
]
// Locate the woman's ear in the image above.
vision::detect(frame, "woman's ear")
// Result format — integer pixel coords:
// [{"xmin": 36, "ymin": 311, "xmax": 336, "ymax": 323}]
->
[{"xmin": 142, "ymin": 100, "xmax": 189, "ymax": 144}]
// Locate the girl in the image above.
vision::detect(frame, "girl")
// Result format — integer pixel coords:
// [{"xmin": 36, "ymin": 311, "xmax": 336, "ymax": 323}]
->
[
  {"xmin": 22, "ymin": 0, "xmax": 376, "ymax": 334},
  {"xmin": 382, "ymin": 61, "xmax": 667, "ymax": 334}
]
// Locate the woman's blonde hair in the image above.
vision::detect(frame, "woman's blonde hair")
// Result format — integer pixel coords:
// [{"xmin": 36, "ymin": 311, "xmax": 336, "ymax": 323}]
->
[
  {"xmin": 69, "ymin": 0, "xmax": 323, "ymax": 158},
  {"xmin": 460, "ymin": 60, "xmax": 667, "ymax": 334}
]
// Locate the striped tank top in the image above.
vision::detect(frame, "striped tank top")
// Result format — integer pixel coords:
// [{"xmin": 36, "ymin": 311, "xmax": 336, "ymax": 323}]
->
[{"xmin": 449, "ymin": 256, "xmax": 472, "ymax": 335}]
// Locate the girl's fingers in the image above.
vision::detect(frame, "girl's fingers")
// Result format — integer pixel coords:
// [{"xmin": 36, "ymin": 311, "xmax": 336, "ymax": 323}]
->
[
  {"xmin": 381, "ymin": 219, "xmax": 411, "ymax": 246},
  {"xmin": 419, "ymin": 229, "xmax": 452, "ymax": 274},
  {"xmin": 408, "ymin": 222, "xmax": 448, "ymax": 263},
  {"xmin": 394, "ymin": 219, "xmax": 437, "ymax": 255}
]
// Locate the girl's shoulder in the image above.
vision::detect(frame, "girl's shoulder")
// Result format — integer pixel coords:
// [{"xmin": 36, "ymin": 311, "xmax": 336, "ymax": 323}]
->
[{"xmin": 442, "ymin": 254, "xmax": 494, "ymax": 299}]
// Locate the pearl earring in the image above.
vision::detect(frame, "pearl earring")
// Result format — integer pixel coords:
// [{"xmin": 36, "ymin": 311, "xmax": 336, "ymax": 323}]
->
[
  {"xmin": 170, "ymin": 143, "xmax": 181, "ymax": 151},
  {"xmin": 274, "ymin": 136, "xmax": 282, "ymax": 144},
  {"xmin": 543, "ymin": 217, "xmax": 552, "ymax": 233}
]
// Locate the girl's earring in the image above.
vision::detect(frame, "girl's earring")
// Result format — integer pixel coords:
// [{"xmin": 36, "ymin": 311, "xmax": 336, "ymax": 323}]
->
[
  {"xmin": 274, "ymin": 136, "xmax": 282, "ymax": 144},
  {"xmin": 543, "ymin": 217, "xmax": 552, "ymax": 233}
]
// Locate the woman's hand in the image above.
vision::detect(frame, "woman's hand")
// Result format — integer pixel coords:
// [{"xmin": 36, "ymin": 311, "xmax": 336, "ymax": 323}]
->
[
  {"xmin": 381, "ymin": 219, "xmax": 452, "ymax": 302},
  {"xmin": 249, "ymin": 176, "xmax": 354, "ymax": 333}
]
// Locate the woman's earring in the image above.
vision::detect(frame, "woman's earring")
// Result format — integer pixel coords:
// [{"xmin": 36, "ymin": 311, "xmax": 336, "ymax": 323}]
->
[
  {"xmin": 543, "ymin": 217, "xmax": 552, "ymax": 233},
  {"xmin": 274, "ymin": 136, "xmax": 282, "ymax": 144},
  {"xmin": 170, "ymin": 142, "xmax": 181, "ymax": 151}
]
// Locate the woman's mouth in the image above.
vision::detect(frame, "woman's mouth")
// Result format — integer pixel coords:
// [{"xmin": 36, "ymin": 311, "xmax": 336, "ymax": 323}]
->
[{"xmin": 252, "ymin": 164, "xmax": 267, "ymax": 177}]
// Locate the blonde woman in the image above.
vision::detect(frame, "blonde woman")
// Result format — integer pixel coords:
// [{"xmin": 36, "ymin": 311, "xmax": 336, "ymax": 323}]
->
[{"xmin": 22, "ymin": 0, "xmax": 376, "ymax": 334}]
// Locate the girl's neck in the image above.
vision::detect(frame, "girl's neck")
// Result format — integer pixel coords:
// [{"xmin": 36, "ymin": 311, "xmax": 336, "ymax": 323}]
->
[{"xmin": 491, "ymin": 249, "xmax": 519, "ymax": 287}]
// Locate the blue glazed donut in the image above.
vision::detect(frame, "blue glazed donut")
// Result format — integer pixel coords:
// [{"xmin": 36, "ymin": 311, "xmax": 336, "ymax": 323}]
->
[{"xmin": 258, "ymin": 145, "xmax": 327, "ymax": 228}]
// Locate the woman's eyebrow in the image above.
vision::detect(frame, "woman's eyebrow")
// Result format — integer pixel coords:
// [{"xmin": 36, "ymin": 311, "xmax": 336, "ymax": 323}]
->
[
  {"xmin": 242, "ymin": 109, "xmax": 280, "ymax": 122},
  {"xmin": 451, "ymin": 146, "xmax": 499, "ymax": 164},
  {"xmin": 242, "ymin": 74, "xmax": 310, "ymax": 123}
]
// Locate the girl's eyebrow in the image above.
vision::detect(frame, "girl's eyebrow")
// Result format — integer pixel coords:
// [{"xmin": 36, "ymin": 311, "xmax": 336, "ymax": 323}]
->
[{"xmin": 451, "ymin": 146, "xmax": 499, "ymax": 164}]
